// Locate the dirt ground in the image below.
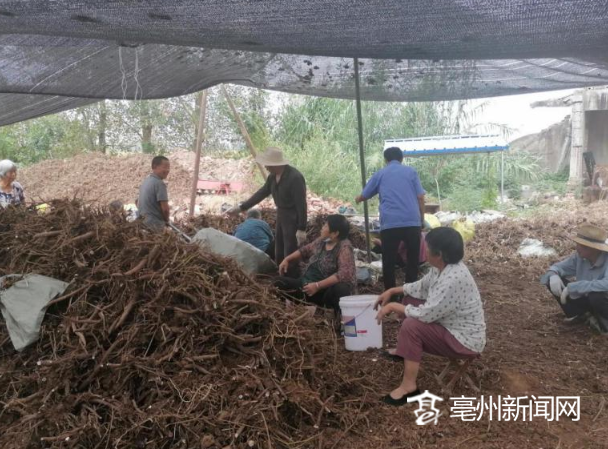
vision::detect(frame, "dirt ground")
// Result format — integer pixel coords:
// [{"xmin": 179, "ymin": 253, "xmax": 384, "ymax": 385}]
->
[
  {"xmin": 321, "ymin": 201, "xmax": 608, "ymax": 449},
  {"xmin": 5, "ymin": 155, "xmax": 608, "ymax": 447}
]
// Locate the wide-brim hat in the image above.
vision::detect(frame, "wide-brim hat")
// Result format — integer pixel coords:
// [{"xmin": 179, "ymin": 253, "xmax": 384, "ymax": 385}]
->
[
  {"xmin": 256, "ymin": 147, "xmax": 289, "ymax": 166},
  {"xmin": 571, "ymin": 224, "xmax": 608, "ymax": 252}
]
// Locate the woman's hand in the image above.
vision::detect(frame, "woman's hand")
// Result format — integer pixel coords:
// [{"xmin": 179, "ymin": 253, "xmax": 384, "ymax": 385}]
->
[
  {"xmin": 302, "ymin": 282, "xmax": 320, "ymax": 296},
  {"xmin": 373, "ymin": 291, "xmax": 391, "ymax": 310},
  {"xmin": 375, "ymin": 303, "xmax": 406, "ymax": 324},
  {"xmin": 373, "ymin": 287, "xmax": 400, "ymax": 310},
  {"xmin": 278, "ymin": 259, "xmax": 290, "ymax": 276},
  {"xmin": 376, "ymin": 303, "xmax": 395, "ymax": 324}
]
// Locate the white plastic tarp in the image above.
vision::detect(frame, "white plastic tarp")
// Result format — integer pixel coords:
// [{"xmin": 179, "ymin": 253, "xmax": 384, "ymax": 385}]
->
[{"xmin": 192, "ymin": 228, "xmax": 277, "ymax": 275}]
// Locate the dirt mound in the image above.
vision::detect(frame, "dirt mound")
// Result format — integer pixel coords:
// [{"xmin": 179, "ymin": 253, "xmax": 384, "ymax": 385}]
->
[
  {"xmin": 170, "ymin": 150, "xmax": 256, "ymax": 183},
  {"xmin": 0, "ymin": 201, "xmax": 371, "ymax": 448},
  {"xmin": 19, "ymin": 153, "xmax": 194, "ymax": 209},
  {"xmin": 19, "ymin": 152, "xmax": 348, "ymax": 218}
]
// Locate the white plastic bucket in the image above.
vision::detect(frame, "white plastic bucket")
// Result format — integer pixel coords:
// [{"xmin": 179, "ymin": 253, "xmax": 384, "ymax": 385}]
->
[{"xmin": 339, "ymin": 295, "xmax": 382, "ymax": 351}]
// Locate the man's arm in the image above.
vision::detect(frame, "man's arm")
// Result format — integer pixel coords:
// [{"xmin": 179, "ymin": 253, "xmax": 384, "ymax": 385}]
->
[
  {"xmin": 418, "ymin": 194, "xmax": 425, "ymax": 226},
  {"xmin": 413, "ymin": 170, "xmax": 426, "ymax": 226},
  {"xmin": 156, "ymin": 182, "xmax": 170, "ymax": 224},
  {"xmin": 159, "ymin": 201, "xmax": 170, "ymax": 224},
  {"xmin": 568, "ymin": 259, "xmax": 608, "ymax": 297},
  {"xmin": 356, "ymin": 172, "xmax": 380, "ymax": 203},
  {"xmin": 540, "ymin": 254, "xmax": 578, "ymax": 285},
  {"xmin": 240, "ymin": 177, "xmax": 272, "ymax": 211},
  {"xmin": 568, "ymin": 277, "xmax": 608, "ymax": 297}
]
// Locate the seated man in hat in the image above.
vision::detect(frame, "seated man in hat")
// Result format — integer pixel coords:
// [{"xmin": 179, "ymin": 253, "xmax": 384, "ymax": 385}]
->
[{"xmin": 540, "ymin": 224, "xmax": 608, "ymax": 334}]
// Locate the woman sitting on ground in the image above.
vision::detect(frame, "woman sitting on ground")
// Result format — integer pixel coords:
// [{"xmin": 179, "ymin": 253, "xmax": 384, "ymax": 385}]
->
[
  {"xmin": 274, "ymin": 214, "xmax": 356, "ymax": 315},
  {"xmin": 374, "ymin": 227, "xmax": 486, "ymax": 406},
  {"xmin": 0, "ymin": 160, "xmax": 25, "ymax": 208}
]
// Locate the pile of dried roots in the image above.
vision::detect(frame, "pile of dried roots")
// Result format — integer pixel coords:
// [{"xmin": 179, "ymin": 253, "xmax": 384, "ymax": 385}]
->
[
  {"xmin": 0, "ymin": 201, "xmax": 372, "ymax": 449},
  {"xmin": 467, "ymin": 202, "xmax": 608, "ymax": 279},
  {"xmin": 183, "ymin": 210, "xmax": 277, "ymax": 237},
  {"xmin": 305, "ymin": 215, "xmax": 368, "ymax": 250},
  {"xmin": 183, "ymin": 211, "xmax": 368, "ymax": 252}
]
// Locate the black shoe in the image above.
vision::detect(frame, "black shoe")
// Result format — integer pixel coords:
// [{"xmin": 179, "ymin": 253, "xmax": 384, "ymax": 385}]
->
[
  {"xmin": 381, "ymin": 389, "xmax": 422, "ymax": 406},
  {"xmin": 563, "ymin": 313, "xmax": 590, "ymax": 325},
  {"xmin": 380, "ymin": 350, "xmax": 403, "ymax": 362}
]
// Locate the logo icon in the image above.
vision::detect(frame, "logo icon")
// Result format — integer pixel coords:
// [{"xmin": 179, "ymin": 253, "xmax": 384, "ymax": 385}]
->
[{"xmin": 407, "ymin": 390, "xmax": 444, "ymax": 425}]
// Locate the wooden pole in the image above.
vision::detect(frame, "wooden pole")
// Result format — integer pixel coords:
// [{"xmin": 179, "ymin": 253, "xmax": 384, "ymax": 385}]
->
[
  {"xmin": 220, "ymin": 85, "xmax": 268, "ymax": 179},
  {"xmin": 189, "ymin": 90, "xmax": 208, "ymax": 216}
]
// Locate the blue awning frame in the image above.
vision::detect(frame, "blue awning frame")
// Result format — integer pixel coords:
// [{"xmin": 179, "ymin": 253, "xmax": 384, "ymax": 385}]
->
[
  {"xmin": 384, "ymin": 134, "xmax": 509, "ymax": 157},
  {"xmin": 383, "ymin": 134, "xmax": 509, "ymax": 204}
]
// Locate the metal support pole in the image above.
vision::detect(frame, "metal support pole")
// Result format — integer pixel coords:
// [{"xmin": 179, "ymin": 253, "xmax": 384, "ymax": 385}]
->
[
  {"xmin": 189, "ymin": 90, "xmax": 208, "ymax": 216},
  {"xmin": 500, "ymin": 150, "xmax": 505, "ymax": 205},
  {"xmin": 354, "ymin": 57, "xmax": 372, "ymax": 263}
]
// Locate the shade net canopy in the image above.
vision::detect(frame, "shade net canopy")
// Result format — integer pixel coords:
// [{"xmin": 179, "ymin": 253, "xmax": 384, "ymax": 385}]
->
[{"xmin": 2, "ymin": 1, "xmax": 608, "ymax": 125}]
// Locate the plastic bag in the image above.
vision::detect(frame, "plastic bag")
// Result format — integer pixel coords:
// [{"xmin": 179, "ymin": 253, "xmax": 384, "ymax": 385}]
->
[
  {"xmin": 424, "ymin": 213, "xmax": 441, "ymax": 229},
  {"xmin": 452, "ymin": 218, "xmax": 475, "ymax": 243}
]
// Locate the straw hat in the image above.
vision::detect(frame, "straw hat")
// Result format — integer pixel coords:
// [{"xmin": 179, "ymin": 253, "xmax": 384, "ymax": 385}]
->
[
  {"xmin": 256, "ymin": 147, "xmax": 289, "ymax": 166},
  {"xmin": 571, "ymin": 224, "xmax": 608, "ymax": 252}
]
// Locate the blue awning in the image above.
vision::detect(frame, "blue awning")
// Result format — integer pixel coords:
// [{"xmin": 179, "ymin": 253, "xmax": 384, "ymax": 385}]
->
[{"xmin": 384, "ymin": 134, "xmax": 509, "ymax": 157}]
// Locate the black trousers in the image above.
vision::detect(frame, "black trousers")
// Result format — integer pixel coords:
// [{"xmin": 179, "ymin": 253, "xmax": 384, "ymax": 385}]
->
[
  {"xmin": 265, "ymin": 238, "xmax": 275, "ymax": 261},
  {"xmin": 380, "ymin": 226, "xmax": 421, "ymax": 289},
  {"xmin": 276, "ymin": 208, "xmax": 299, "ymax": 277},
  {"xmin": 546, "ymin": 277, "xmax": 608, "ymax": 331},
  {"xmin": 274, "ymin": 276, "xmax": 352, "ymax": 312}
]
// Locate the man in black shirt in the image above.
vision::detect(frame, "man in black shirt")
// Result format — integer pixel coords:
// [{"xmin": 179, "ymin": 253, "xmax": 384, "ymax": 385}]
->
[{"xmin": 229, "ymin": 148, "xmax": 307, "ymax": 275}]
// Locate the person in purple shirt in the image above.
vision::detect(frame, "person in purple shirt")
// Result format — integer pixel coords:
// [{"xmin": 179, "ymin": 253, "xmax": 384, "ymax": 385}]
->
[{"xmin": 356, "ymin": 147, "xmax": 425, "ymax": 289}]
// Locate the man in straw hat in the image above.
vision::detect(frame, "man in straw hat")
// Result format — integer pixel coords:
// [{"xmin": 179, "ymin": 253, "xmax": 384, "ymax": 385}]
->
[
  {"xmin": 541, "ymin": 224, "xmax": 608, "ymax": 334},
  {"xmin": 228, "ymin": 147, "xmax": 307, "ymax": 276}
]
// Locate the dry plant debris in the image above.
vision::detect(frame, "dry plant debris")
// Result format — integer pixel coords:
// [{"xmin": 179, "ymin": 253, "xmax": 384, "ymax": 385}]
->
[{"xmin": 0, "ymin": 201, "xmax": 373, "ymax": 449}]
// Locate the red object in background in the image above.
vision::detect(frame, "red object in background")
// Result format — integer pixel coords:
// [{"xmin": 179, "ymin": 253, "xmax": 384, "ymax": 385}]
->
[
  {"xmin": 197, "ymin": 180, "xmax": 246, "ymax": 194},
  {"xmin": 398, "ymin": 232, "xmax": 427, "ymax": 264}
]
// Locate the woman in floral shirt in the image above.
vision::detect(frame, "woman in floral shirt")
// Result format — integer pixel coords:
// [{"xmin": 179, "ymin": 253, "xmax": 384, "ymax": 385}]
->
[
  {"xmin": 274, "ymin": 214, "xmax": 356, "ymax": 314},
  {"xmin": 375, "ymin": 227, "xmax": 486, "ymax": 406},
  {"xmin": 0, "ymin": 160, "xmax": 25, "ymax": 208}
]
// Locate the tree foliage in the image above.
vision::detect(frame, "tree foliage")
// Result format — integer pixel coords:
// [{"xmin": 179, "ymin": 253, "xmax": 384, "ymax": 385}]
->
[{"xmin": 0, "ymin": 86, "xmax": 552, "ymax": 212}]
